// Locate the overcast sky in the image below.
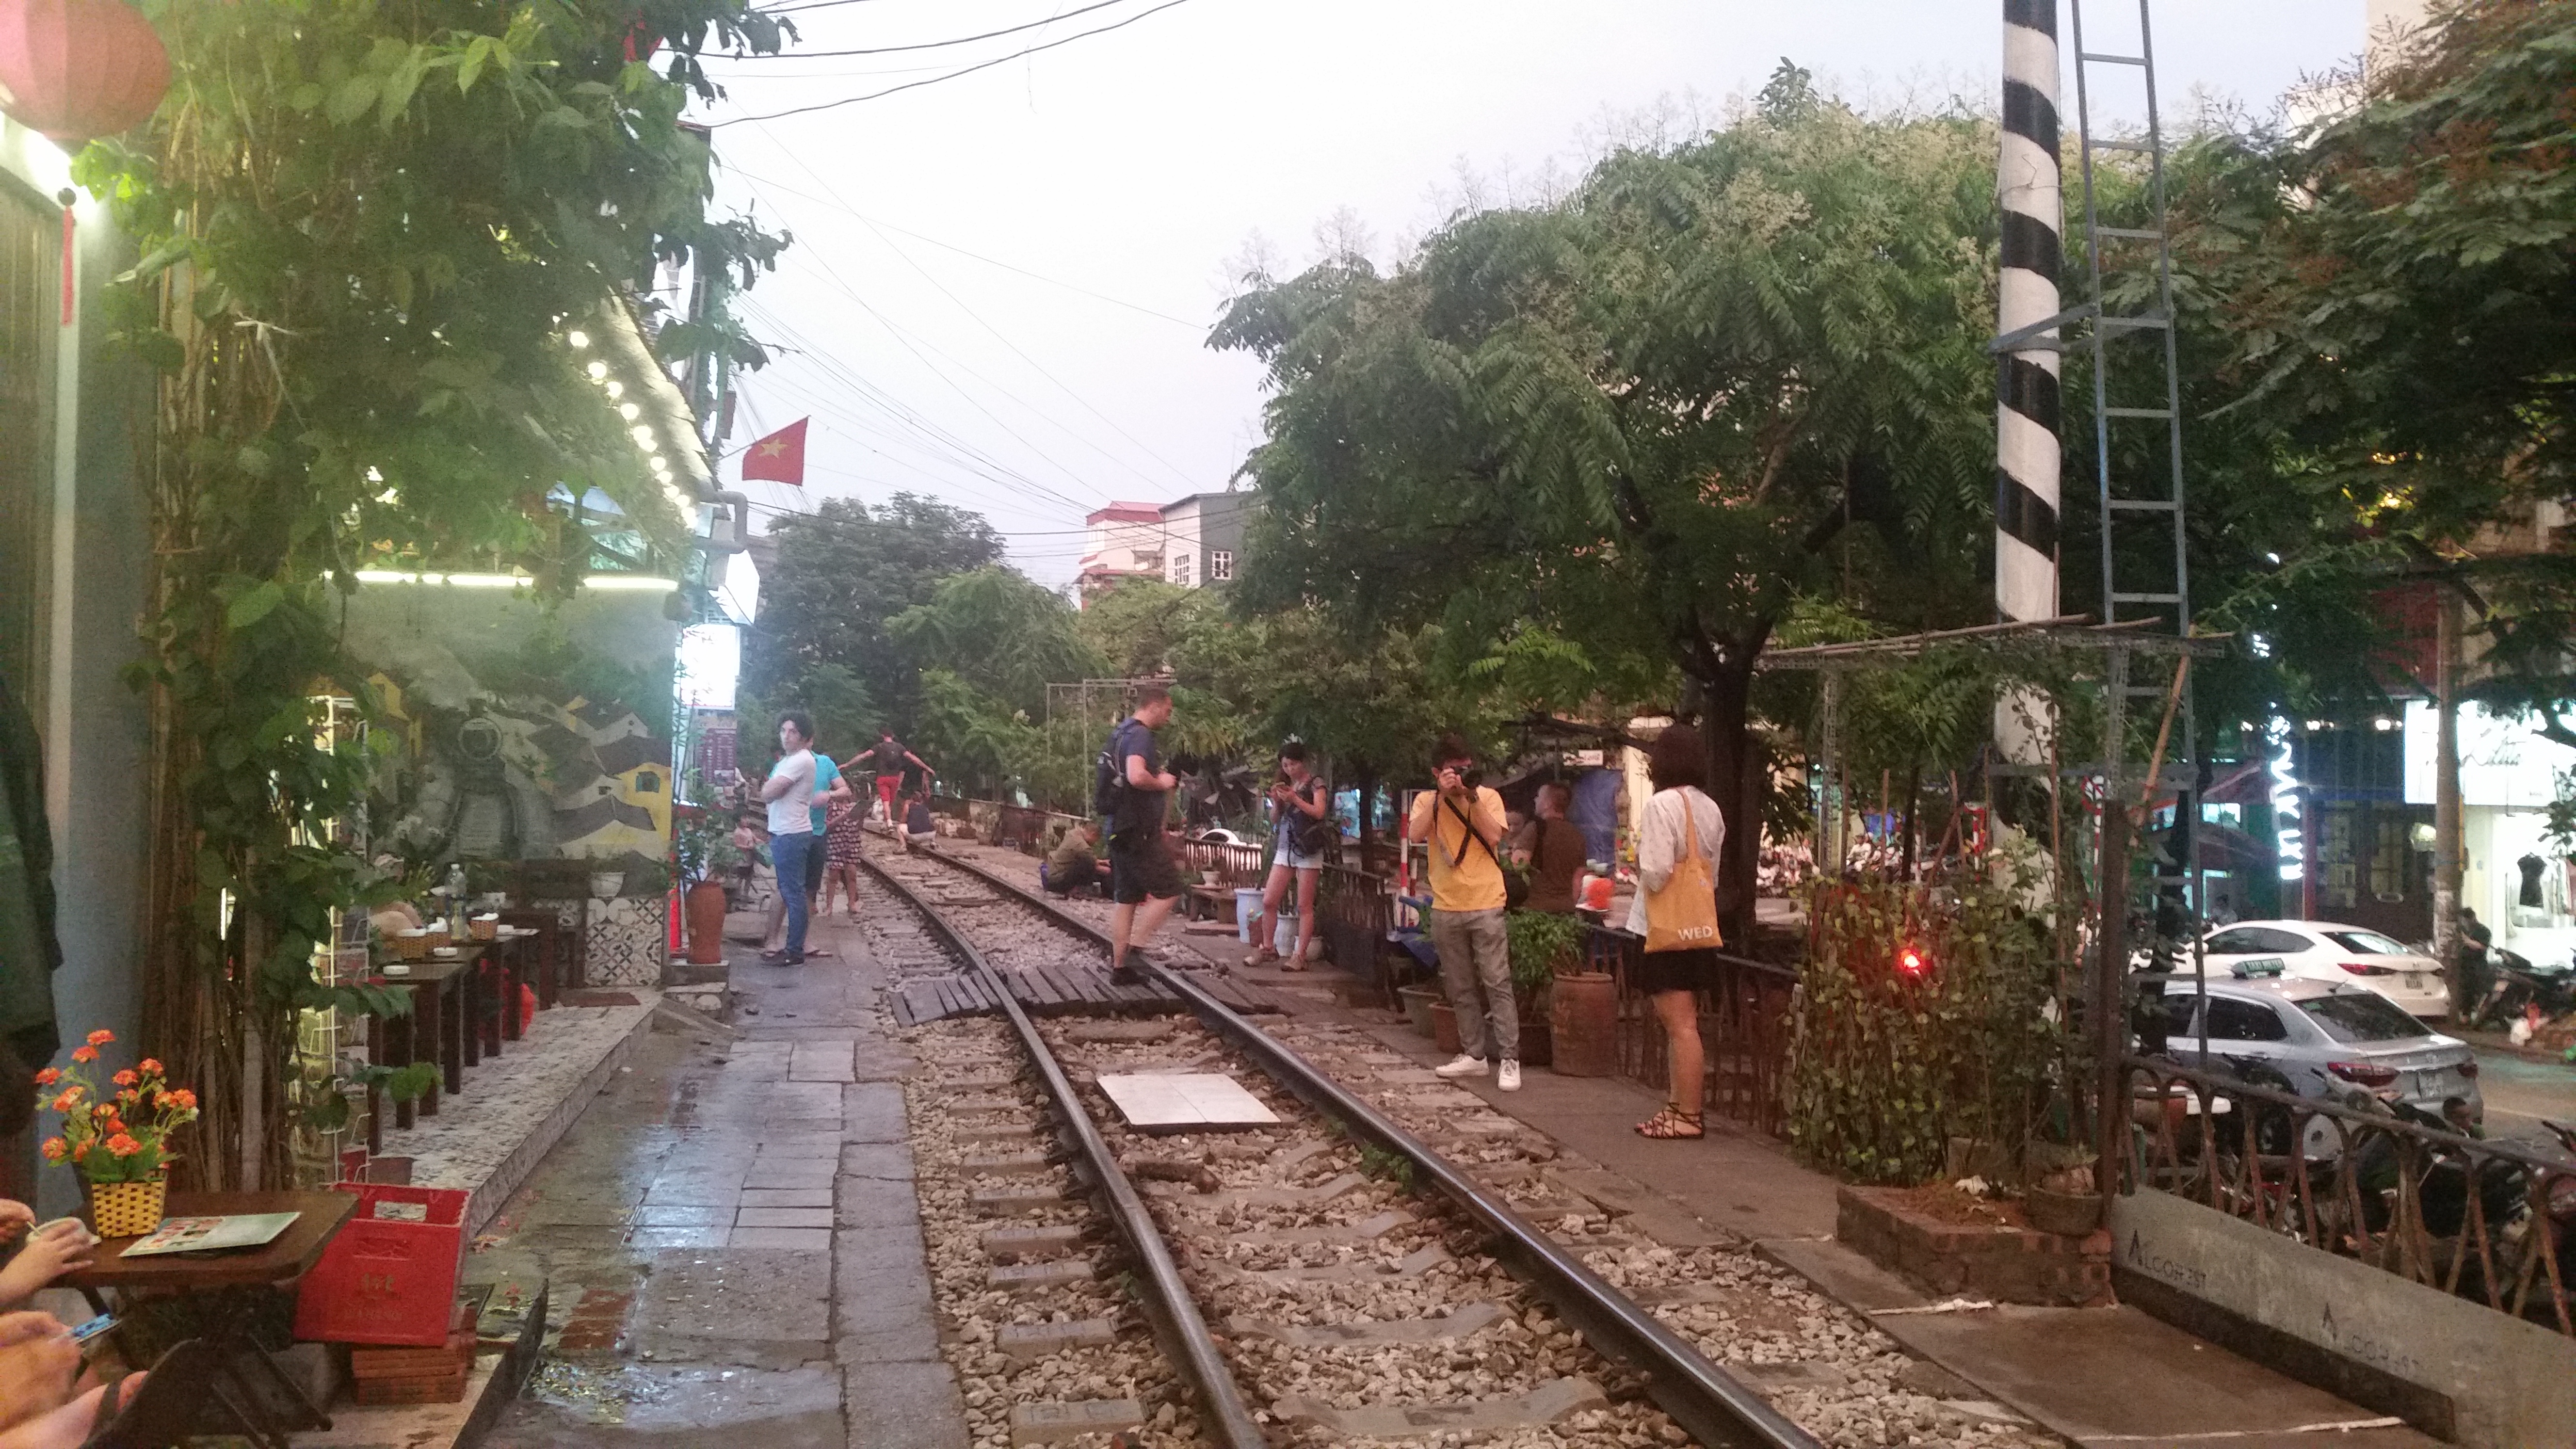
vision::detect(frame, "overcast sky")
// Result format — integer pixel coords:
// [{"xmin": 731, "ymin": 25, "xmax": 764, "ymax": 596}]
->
[{"xmin": 688, "ymin": 0, "xmax": 2365, "ymax": 584}]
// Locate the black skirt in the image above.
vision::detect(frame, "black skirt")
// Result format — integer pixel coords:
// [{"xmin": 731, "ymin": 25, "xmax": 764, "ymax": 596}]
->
[{"xmin": 1630, "ymin": 945, "xmax": 1722, "ymax": 996}]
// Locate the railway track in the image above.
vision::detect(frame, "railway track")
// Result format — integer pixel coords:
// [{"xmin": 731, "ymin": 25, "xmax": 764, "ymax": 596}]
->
[{"xmin": 862, "ymin": 844, "xmax": 2060, "ymax": 1449}]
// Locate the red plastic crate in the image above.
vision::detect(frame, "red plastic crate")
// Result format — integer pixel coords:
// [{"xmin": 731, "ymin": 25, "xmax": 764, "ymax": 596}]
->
[{"xmin": 291, "ymin": 1183, "xmax": 469, "ymax": 1346}]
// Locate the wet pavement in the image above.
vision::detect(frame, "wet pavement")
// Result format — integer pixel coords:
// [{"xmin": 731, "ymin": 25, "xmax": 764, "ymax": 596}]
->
[{"xmin": 474, "ymin": 909, "xmax": 968, "ymax": 1449}]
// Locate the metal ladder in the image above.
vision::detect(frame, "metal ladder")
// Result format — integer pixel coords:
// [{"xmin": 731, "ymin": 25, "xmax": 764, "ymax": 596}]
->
[{"xmin": 2070, "ymin": 0, "xmax": 2206, "ymax": 977}]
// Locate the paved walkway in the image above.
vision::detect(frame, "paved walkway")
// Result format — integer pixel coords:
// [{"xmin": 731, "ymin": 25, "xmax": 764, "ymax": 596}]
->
[{"xmin": 474, "ymin": 908, "xmax": 968, "ymax": 1449}]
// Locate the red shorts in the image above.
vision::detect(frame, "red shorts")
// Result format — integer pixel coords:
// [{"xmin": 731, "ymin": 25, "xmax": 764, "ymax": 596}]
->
[{"xmin": 875, "ymin": 775, "xmax": 902, "ymax": 810}]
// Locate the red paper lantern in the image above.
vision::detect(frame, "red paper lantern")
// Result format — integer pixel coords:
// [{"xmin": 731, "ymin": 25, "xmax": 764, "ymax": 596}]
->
[{"xmin": 0, "ymin": 0, "xmax": 169, "ymax": 143}]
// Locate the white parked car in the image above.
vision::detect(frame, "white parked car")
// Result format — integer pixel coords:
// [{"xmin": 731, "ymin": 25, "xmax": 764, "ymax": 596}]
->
[{"xmin": 2198, "ymin": 920, "xmax": 2449, "ymax": 1019}]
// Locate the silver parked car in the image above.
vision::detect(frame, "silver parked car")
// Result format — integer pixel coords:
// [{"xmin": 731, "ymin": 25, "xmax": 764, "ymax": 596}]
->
[{"xmin": 2143, "ymin": 970, "xmax": 2482, "ymax": 1134}]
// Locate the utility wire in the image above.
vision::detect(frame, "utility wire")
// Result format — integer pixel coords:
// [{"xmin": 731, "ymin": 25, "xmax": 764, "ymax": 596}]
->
[
  {"xmin": 722, "ymin": 0, "xmax": 1132, "ymax": 58},
  {"xmin": 709, "ymin": 0, "xmax": 1199, "ymax": 124},
  {"xmin": 721, "ymin": 164, "xmax": 1200, "ymax": 328},
  {"xmin": 744, "ymin": 152, "xmax": 1199, "ymax": 495}
]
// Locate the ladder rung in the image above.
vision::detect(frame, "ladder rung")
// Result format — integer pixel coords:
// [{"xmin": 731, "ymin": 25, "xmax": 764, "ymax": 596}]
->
[
  {"xmin": 2098, "ymin": 227, "xmax": 2164, "ymax": 240},
  {"xmin": 2081, "ymin": 51, "xmax": 2149, "ymax": 66},
  {"xmin": 2099, "ymin": 314, "xmax": 2171, "ymax": 331},
  {"xmin": 2093, "ymin": 138, "xmax": 2157, "ymax": 153},
  {"xmin": 2107, "ymin": 499, "xmax": 2178, "ymax": 511},
  {"xmin": 2114, "ymin": 592, "xmax": 2183, "ymax": 604},
  {"xmin": 2104, "ymin": 406, "xmax": 2174, "ymax": 419}
]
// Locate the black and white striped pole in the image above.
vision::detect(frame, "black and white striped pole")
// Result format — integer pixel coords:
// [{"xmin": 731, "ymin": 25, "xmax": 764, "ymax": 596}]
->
[
  {"xmin": 1995, "ymin": 0, "xmax": 2063, "ymax": 764},
  {"xmin": 1996, "ymin": 0, "xmax": 2062, "ymax": 629}
]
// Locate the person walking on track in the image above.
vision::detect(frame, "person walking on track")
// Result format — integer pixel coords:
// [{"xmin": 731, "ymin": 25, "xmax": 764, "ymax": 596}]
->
[{"xmin": 855, "ymin": 730, "xmax": 934, "ymax": 825}]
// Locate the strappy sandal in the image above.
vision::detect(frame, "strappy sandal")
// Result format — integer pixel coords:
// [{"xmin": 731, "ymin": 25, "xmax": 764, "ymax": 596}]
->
[{"xmin": 1634, "ymin": 1106, "xmax": 1705, "ymax": 1140}]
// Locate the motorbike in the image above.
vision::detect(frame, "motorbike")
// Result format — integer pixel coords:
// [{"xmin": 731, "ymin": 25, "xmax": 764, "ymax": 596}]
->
[{"xmin": 2467, "ymin": 946, "xmax": 2576, "ymax": 1031}]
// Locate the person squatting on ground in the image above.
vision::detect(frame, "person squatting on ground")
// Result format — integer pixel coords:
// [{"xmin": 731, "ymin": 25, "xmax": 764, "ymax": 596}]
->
[
  {"xmin": 1407, "ymin": 733, "xmax": 1520, "ymax": 1092},
  {"xmin": 1511, "ymin": 781, "xmax": 1588, "ymax": 916},
  {"xmin": 902, "ymin": 791, "xmax": 937, "ymax": 853},
  {"xmin": 1103, "ymin": 684, "xmax": 1183, "ymax": 984},
  {"xmin": 1629, "ymin": 723, "xmax": 1726, "ymax": 1141},
  {"xmin": 1043, "ymin": 820, "xmax": 1104, "ymax": 897},
  {"xmin": 759, "ymin": 713, "xmax": 820, "ymax": 966},
  {"xmin": 764, "ymin": 729, "xmax": 851, "ymax": 957},
  {"xmin": 1244, "ymin": 742, "xmax": 1329, "ymax": 969}
]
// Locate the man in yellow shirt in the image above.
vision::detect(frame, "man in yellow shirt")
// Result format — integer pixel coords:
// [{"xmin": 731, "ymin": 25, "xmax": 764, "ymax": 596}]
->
[{"xmin": 1405, "ymin": 733, "xmax": 1519, "ymax": 1091}]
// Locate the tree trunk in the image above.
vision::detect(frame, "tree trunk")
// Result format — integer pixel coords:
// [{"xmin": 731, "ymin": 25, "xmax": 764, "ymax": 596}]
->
[{"xmin": 1698, "ymin": 660, "xmax": 1763, "ymax": 950}]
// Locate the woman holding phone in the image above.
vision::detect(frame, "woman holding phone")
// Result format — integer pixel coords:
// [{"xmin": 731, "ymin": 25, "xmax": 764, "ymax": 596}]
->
[{"xmin": 1243, "ymin": 743, "xmax": 1330, "ymax": 969}]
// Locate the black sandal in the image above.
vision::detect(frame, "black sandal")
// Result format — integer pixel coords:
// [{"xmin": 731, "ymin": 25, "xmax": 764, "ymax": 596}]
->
[{"xmin": 1634, "ymin": 1105, "xmax": 1705, "ymax": 1140}]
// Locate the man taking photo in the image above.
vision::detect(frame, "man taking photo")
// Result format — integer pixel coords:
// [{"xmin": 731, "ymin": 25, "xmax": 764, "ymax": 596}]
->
[
  {"xmin": 1104, "ymin": 683, "xmax": 1183, "ymax": 984},
  {"xmin": 1406, "ymin": 733, "xmax": 1519, "ymax": 1090}
]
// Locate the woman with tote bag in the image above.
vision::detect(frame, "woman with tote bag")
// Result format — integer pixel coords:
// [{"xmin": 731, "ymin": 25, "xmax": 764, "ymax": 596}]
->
[{"xmin": 1627, "ymin": 724, "xmax": 1725, "ymax": 1141}]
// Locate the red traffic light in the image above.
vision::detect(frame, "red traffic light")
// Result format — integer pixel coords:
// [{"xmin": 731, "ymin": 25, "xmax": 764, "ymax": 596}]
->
[{"xmin": 1896, "ymin": 945, "xmax": 1930, "ymax": 980}]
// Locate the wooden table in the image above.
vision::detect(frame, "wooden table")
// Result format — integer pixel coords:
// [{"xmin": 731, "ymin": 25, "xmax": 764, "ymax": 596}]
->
[
  {"xmin": 64, "ymin": 1190, "xmax": 358, "ymax": 1442},
  {"xmin": 61, "ymin": 1190, "xmax": 358, "ymax": 1296},
  {"xmin": 365, "ymin": 953, "xmax": 475, "ymax": 1125}
]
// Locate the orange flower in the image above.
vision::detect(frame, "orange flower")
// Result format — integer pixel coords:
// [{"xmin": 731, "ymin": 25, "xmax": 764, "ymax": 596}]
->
[
  {"xmin": 69, "ymin": 1046, "xmax": 95, "ymax": 1064},
  {"xmin": 136, "ymin": 1059, "xmax": 161, "ymax": 1076},
  {"xmin": 111, "ymin": 1070, "xmax": 137, "ymax": 1088},
  {"xmin": 152, "ymin": 1092, "xmax": 171, "ymax": 1109},
  {"xmin": 85, "ymin": 1030, "xmax": 113, "ymax": 1047},
  {"xmin": 98, "ymin": 1117, "xmax": 124, "ymax": 1136},
  {"xmin": 170, "ymin": 1089, "xmax": 196, "ymax": 1111},
  {"xmin": 39, "ymin": 1139, "xmax": 64, "ymax": 1162},
  {"xmin": 50, "ymin": 1090, "xmax": 80, "ymax": 1113},
  {"xmin": 69, "ymin": 1141, "xmax": 88, "ymax": 1162},
  {"xmin": 104, "ymin": 1134, "xmax": 141, "ymax": 1158},
  {"xmin": 31, "ymin": 1068, "xmax": 58, "ymax": 1087}
]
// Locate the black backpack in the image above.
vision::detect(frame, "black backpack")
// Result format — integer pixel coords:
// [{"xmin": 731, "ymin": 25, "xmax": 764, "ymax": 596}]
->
[{"xmin": 1092, "ymin": 725, "xmax": 1127, "ymax": 822}]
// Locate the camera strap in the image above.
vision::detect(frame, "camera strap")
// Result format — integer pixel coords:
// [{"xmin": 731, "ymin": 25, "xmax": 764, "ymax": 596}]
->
[{"xmin": 1440, "ymin": 794, "xmax": 1500, "ymax": 871}]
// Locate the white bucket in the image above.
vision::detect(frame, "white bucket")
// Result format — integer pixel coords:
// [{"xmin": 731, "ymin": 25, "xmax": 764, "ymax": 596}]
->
[
  {"xmin": 1273, "ymin": 910, "xmax": 1299, "ymax": 956},
  {"xmin": 1235, "ymin": 888, "xmax": 1264, "ymax": 942}
]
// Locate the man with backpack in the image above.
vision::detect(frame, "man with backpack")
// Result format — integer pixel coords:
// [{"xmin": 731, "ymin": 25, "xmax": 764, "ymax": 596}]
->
[{"xmin": 1097, "ymin": 683, "xmax": 1182, "ymax": 984}]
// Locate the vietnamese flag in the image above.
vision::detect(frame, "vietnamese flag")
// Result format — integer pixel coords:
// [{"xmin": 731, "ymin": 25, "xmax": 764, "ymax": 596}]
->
[{"xmin": 741, "ymin": 419, "xmax": 807, "ymax": 485}]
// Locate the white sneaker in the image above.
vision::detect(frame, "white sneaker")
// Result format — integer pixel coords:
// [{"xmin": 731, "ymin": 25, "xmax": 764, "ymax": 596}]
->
[
  {"xmin": 1497, "ymin": 1060, "xmax": 1522, "ymax": 1092},
  {"xmin": 1433, "ymin": 1053, "xmax": 1487, "ymax": 1078}
]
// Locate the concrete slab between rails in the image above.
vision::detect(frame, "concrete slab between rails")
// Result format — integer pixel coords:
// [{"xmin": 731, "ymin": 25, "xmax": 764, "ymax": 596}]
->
[{"xmin": 1758, "ymin": 1236, "xmax": 2445, "ymax": 1449}]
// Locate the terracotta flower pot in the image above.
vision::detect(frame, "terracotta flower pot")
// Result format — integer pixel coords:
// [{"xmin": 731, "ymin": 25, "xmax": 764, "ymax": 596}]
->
[
  {"xmin": 84, "ymin": 1175, "xmax": 166, "ymax": 1239},
  {"xmin": 1547, "ymin": 971, "xmax": 1619, "ymax": 1078},
  {"xmin": 684, "ymin": 880, "xmax": 728, "ymax": 965},
  {"xmin": 1430, "ymin": 1000, "xmax": 1461, "ymax": 1055}
]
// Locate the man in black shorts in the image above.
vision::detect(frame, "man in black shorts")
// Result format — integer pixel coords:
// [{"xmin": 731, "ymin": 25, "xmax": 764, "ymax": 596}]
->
[{"xmin": 1105, "ymin": 683, "xmax": 1182, "ymax": 984}]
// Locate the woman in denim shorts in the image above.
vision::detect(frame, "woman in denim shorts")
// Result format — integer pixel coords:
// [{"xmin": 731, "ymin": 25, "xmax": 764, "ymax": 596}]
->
[{"xmin": 1244, "ymin": 743, "xmax": 1331, "ymax": 969}]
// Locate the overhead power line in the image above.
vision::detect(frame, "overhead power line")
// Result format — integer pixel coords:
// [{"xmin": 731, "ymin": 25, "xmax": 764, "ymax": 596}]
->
[
  {"xmin": 710, "ymin": 0, "xmax": 1200, "ymax": 125},
  {"xmin": 723, "ymin": 0, "xmax": 1133, "ymax": 58}
]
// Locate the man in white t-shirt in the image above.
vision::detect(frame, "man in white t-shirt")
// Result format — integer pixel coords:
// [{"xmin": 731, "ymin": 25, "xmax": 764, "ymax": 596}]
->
[{"xmin": 759, "ymin": 712, "xmax": 818, "ymax": 965}]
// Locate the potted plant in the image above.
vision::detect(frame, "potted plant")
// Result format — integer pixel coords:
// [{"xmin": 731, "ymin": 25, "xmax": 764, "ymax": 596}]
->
[
  {"xmin": 35, "ymin": 1031, "xmax": 199, "ymax": 1238},
  {"xmin": 673, "ymin": 810, "xmax": 743, "ymax": 966},
  {"xmin": 1505, "ymin": 910, "xmax": 1585, "ymax": 1068}
]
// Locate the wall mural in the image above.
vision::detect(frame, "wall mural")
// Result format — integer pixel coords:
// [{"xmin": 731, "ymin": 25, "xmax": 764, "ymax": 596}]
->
[{"xmin": 339, "ymin": 581, "xmax": 680, "ymax": 986}]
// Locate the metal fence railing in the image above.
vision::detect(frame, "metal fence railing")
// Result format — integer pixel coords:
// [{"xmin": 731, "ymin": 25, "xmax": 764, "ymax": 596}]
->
[
  {"xmin": 2123, "ymin": 1056, "xmax": 2573, "ymax": 1336},
  {"xmin": 1581, "ymin": 926, "xmax": 1800, "ymax": 1138}
]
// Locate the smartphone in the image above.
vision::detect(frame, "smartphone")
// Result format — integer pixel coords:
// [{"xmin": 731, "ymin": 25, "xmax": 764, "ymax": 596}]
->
[{"xmin": 67, "ymin": 1315, "xmax": 115, "ymax": 1346}]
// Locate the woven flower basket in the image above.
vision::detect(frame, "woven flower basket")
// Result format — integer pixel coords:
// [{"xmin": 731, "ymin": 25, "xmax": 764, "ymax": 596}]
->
[{"xmin": 86, "ymin": 1176, "xmax": 167, "ymax": 1239}]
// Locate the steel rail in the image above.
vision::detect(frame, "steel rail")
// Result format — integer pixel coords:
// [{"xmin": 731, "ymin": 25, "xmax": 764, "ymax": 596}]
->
[
  {"xmin": 856, "ymin": 857, "xmax": 1270, "ymax": 1449},
  {"xmin": 920, "ymin": 846, "xmax": 1826, "ymax": 1449}
]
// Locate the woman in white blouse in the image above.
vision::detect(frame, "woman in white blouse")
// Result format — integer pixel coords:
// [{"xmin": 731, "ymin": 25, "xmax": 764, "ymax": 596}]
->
[{"xmin": 1627, "ymin": 724, "xmax": 1726, "ymax": 1140}]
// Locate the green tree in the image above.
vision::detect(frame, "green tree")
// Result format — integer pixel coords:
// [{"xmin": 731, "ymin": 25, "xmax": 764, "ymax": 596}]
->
[
  {"xmin": 1214, "ymin": 79, "xmax": 1999, "ymax": 922},
  {"xmin": 893, "ymin": 567, "xmax": 1102, "ymax": 720},
  {"xmin": 742, "ymin": 495, "xmax": 1003, "ymax": 732},
  {"xmin": 2215, "ymin": 0, "xmax": 2576, "ymax": 744},
  {"xmin": 75, "ymin": 0, "xmax": 789, "ymax": 1187}
]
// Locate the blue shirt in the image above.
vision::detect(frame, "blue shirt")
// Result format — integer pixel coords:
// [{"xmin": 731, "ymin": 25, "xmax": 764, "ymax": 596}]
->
[{"xmin": 809, "ymin": 755, "xmax": 839, "ymax": 835}]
